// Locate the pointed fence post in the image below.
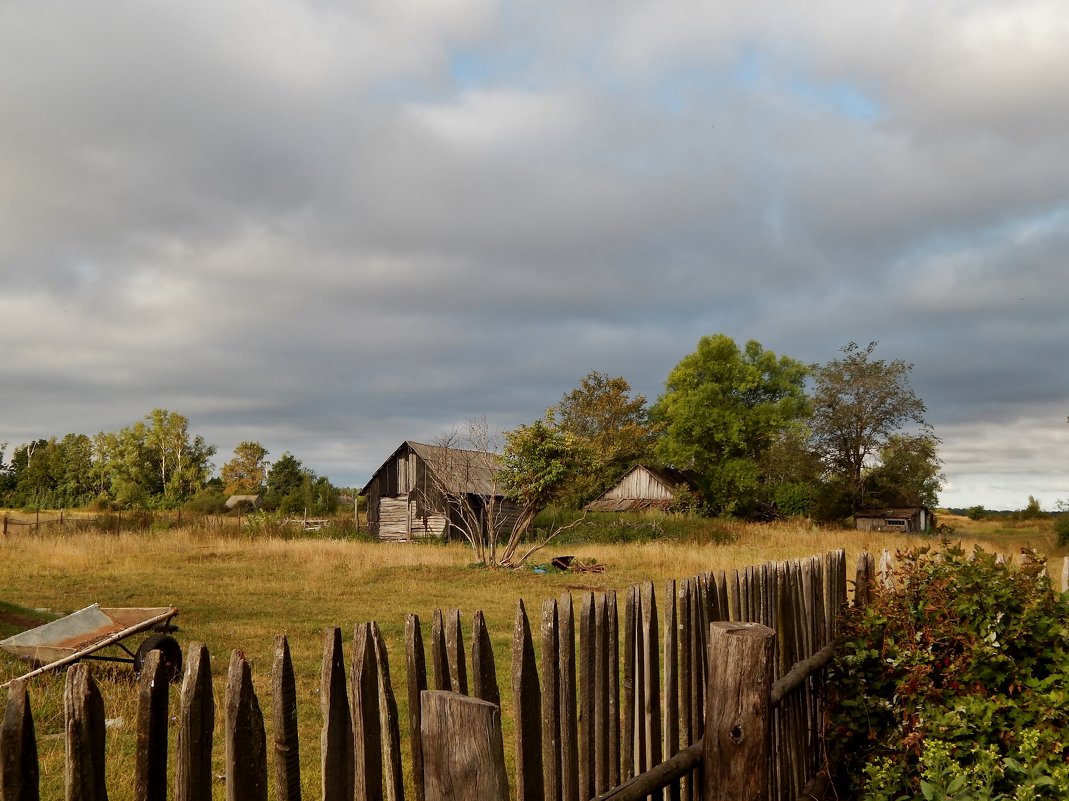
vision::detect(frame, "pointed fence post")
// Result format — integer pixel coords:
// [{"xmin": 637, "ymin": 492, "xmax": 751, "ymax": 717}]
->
[
  {"xmin": 175, "ymin": 643, "xmax": 214, "ymax": 801},
  {"xmin": 406, "ymin": 615, "xmax": 428, "ymax": 801},
  {"xmin": 2, "ymin": 680, "xmax": 39, "ymax": 801},
  {"xmin": 134, "ymin": 650, "xmax": 169, "ymax": 801},
  {"xmin": 702, "ymin": 622, "xmax": 775, "ymax": 801},
  {"xmin": 511, "ymin": 599, "xmax": 543, "ymax": 801},
  {"xmin": 64, "ymin": 664, "xmax": 108, "ymax": 801},
  {"xmin": 272, "ymin": 635, "xmax": 301, "ymax": 801},
  {"xmin": 321, "ymin": 628, "xmax": 354, "ymax": 801},
  {"xmin": 225, "ymin": 650, "xmax": 268, "ymax": 801}
]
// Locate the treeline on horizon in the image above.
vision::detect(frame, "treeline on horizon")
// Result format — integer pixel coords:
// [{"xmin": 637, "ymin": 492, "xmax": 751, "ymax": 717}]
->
[{"xmin": 1, "ymin": 334, "xmax": 943, "ymax": 524}]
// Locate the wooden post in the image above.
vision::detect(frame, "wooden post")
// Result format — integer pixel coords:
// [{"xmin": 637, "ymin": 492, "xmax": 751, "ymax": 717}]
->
[
  {"xmin": 420, "ymin": 691, "xmax": 508, "ymax": 801},
  {"xmin": 405, "ymin": 615, "xmax": 428, "ymax": 801},
  {"xmin": 702, "ymin": 622, "xmax": 775, "ymax": 801},
  {"xmin": 559, "ymin": 593, "xmax": 579, "ymax": 801},
  {"xmin": 225, "ymin": 650, "xmax": 268, "ymax": 801},
  {"xmin": 134, "ymin": 650, "xmax": 169, "ymax": 801},
  {"xmin": 430, "ymin": 610, "xmax": 449, "ymax": 692},
  {"xmin": 445, "ymin": 609, "xmax": 468, "ymax": 696},
  {"xmin": 321, "ymin": 628, "xmax": 354, "ymax": 801},
  {"xmin": 471, "ymin": 611, "xmax": 500, "ymax": 707},
  {"xmin": 352, "ymin": 623, "xmax": 383, "ymax": 801},
  {"xmin": 369, "ymin": 623, "xmax": 404, "ymax": 801},
  {"xmin": 1, "ymin": 680, "xmax": 39, "ymax": 801},
  {"xmin": 272, "ymin": 635, "xmax": 301, "ymax": 801},
  {"xmin": 541, "ymin": 598, "xmax": 562, "ymax": 801},
  {"xmin": 175, "ymin": 643, "xmax": 214, "ymax": 801},
  {"xmin": 64, "ymin": 664, "xmax": 108, "ymax": 801},
  {"xmin": 511, "ymin": 600, "xmax": 543, "ymax": 801}
]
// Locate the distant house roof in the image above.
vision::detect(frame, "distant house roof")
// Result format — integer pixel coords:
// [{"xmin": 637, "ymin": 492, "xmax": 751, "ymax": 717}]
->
[
  {"xmin": 360, "ymin": 440, "xmax": 505, "ymax": 497},
  {"xmin": 225, "ymin": 494, "xmax": 262, "ymax": 509},
  {"xmin": 584, "ymin": 464, "xmax": 700, "ymax": 512},
  {"xmin": 854, "ymin": 507, "xmax": 928, "ymax": 519}
]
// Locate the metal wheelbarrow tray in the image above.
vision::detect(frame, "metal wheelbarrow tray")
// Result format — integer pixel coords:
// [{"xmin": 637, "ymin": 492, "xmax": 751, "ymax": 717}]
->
[{"xmin": 0, "ymin": 603, "xmax": 180, "ymax": 687}]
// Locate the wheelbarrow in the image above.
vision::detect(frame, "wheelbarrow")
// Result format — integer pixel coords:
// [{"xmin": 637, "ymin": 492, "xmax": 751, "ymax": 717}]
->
[{"xmin": 0, "ymin": 603, "xmax": 180, "ymax": 688}]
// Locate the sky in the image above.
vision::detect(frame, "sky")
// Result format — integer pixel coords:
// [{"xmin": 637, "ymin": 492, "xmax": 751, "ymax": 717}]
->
[{"xmin": 1, "ymin": 1, "xmax": 1067, "ymax": 511}]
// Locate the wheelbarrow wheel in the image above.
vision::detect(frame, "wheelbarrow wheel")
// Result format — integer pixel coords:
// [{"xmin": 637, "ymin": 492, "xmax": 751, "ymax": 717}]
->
[{"xmin": 135, "ymin": 634, "xmax": 183, "ymax": 682}]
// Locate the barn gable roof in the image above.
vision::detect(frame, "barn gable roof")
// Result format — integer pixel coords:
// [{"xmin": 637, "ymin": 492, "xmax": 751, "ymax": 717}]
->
[
  {"xmin": 360, "ymin": 440, "xmax": 505, "ymax": 497},
  {"xmin": 584, "ymin": 464, "xmax": 701, "ymax": 512}
]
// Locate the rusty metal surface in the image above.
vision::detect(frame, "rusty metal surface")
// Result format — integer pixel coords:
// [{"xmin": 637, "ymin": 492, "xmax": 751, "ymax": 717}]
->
[{"xmin": 0, "ymin": 603, "xmax": 178, "ymax": 664}]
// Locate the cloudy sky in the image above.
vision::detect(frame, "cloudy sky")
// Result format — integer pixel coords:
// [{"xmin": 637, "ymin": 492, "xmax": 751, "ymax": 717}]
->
[{"xmin": 2, "ymin": 1, "xmax": 1067, "ymax": 510}]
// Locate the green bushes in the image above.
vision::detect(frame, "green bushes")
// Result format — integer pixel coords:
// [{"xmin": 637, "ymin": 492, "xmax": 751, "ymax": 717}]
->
[
  {"xmin": 1054, "ymin": 514, "xmax": 1069, "ymax": 547},
  {"xmin": 827, "ymin": 543, "xmax": 1069, "ymax": 799}
]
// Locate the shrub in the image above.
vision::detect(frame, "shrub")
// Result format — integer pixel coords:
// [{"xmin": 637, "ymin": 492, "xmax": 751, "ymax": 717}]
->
[
  {"xmin": 826, "ymin": 542, "xmax": 1069, "ymax": 800},
  {"xmin": 1055, "ymin": 514, "xmax": 1069, "ymax": 548}
]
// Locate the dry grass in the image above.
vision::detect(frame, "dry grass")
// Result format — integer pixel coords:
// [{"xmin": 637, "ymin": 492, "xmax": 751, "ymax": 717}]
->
[{"xmin": 0, "ymin": 517, "xmax": 1058, "ymax": 800}]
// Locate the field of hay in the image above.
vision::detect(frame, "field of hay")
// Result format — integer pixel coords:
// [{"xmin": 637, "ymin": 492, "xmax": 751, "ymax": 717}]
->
[{"xmin": 0, "ymin": 514, "xmax": 1059, "ymax": 800}]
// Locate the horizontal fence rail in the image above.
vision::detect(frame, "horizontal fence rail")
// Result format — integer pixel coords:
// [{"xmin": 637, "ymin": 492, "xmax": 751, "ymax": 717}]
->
[{"xmin": 0, "ymin": 550, "xmax": 853, "ymax": 801}]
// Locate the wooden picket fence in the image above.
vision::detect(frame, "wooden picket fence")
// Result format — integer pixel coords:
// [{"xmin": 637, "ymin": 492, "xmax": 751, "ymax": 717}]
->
[{"xmin": 0, "ymin": 549, "xmax": 853, "ymax": 801}]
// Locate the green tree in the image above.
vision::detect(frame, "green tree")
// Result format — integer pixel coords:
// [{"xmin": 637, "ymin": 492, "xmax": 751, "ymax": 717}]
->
[
  {"xmin": 863, "ymin": 433, "xmax": 944, "ymax": 509},
  {"xmin": 553, "ymin": 371, "xmax": 656, "ymax": 506},
  {"xmin": 497, "ymin": 418, "xmax": 592, "ymax": 567},
  {"xmin": 652, "ymin": 334, "xmax": 810, "ymax": 515},
  {"xmin": 221, "ymin": 441, "xmax": 269, "ymax": 495},
  {"xmin": 266, "ymin": 452, "xmax": 304, "ymax": 501},
  {"xmin": 809, "ymin": 341, "xmax": 930, "ymax": 514}
]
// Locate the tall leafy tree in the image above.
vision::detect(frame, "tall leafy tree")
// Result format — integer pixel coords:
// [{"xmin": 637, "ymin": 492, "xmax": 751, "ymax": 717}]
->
[
  {"xmin": 809, "ymin": 342, "xmax": 930, "ymax": 512},
  {"xmin": 553, "ymin": 371, "xmax": 655, "ymax": 505},
  {"xmin": 221, "ymin": 441, "xmax": 269, "ymax": 495},
  {"xmin": 863, "ymin": 433, "xmax": 944, "ymax": 509},
  {"xmin": 652, "ymin": 334, "xmax": 810, "ymax": 515}
]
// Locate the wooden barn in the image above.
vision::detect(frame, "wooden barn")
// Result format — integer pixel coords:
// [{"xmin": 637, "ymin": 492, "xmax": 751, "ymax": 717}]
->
[
  {"xmin": 584, "ymin": 464, "xmax": 700, "ymax": 513},
  {"xmin": 360, "ymin": 441, "xmax": 525, "ymax": 542},
  {"xmin": 853, "ymin": 507, "xmax": 932, "ymax": 533}
]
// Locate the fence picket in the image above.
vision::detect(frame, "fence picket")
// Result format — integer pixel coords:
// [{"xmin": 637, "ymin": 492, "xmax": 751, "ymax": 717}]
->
[
  {"xmin": 321, "ymin": 627, "xmax": 354, "ymax": 801},
  {"xmin": 541, "ymin": 598, "xmax": 563, "ymax": 801},
  {"xmin": 621, "ymin": 588, "xmax": 635, "ymax": 782},
  {"xmin": 225, "ymin": 650, "xmax": 268, "ymax": 801},
  {"xmin": 370, "ymin": 623, "xmax": 404, "ymax": 801},
  {"xmin": 421, "ymin": 692, "xmax": 509, "ymax": 801},
  {"xmin": 64, "ymin": 664, "xmax": 107, "ymax": 801},
  {"xmin": 431, "ymin": 610, "xmax": 449, "ymax": 692},
  {"xmin": 272, "ymin": 635, "xmax": 301, "ymax": 801},
  {"xmin": 559, "ymin": 592, "xmax": 579, "ymax": 801},
  {"xmin": 445, "ymin": 609, "xmax": 468, "ymax": 696},
  {"xmin": 607, "ymin": 590, "xmax": 620, "ymax": 789},
  {"xmin": 176, "ymin": 643, "xmax": 214, "ymax": 801},
  {"xmin": 471, "ymin": 611, "xmax": 500, "ymax": 707},
  {"xmin": 511, "ymin": 599, "xmax": 543, "ymax": 801},
  {"xmin": 594, "ymin": 594, "xmax": 610, "ymax": 796},
  {"xmin": 405, "ymin": 614, "xmax": 428, "ymax": 801},
  {"xmin": 578, "ymin": 593, "xmax": 596, "ymax": 801},
  {"xmin": 352, "ymin": 623, "xmax": 383, "ymax": 801},
  {"xmin": 1, "ymin": 680, "xmax": 39, "ymax": 801},
  {"xmin": 134, "ymin": 650, "xmax": 168, "ymax": 801}
]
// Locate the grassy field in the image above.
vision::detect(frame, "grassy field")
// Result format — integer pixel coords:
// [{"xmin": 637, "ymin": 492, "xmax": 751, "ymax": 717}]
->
[{"xmin": 0, "ymin": 513, "xmax": 1060, "ymax": 800}]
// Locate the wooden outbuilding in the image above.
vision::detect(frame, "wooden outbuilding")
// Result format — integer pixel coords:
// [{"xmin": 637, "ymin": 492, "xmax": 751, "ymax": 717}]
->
[
  {"xmin": 853, "ymin": 506, "xmax": 932, "ymax": 533},
  {"xmin": 225, "ymin": 494, "xmax": 262, "ymax": 510},
  {"xmin": 584, "ymin": 464, "xmax": 701, "ymax": 513},
  {"xmin": 359, "ymin": 441, "xmax": 525, "ymax": 542}
]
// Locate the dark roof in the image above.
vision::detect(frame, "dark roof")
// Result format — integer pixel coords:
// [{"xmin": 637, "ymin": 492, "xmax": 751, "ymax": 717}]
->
[
  {"xmin": 360, "ymin": 440, "xmax": 504, "ymax": 497},
  {"xmin": 854, "ymin": 507, "xmax": 929, "ymax": 518}
]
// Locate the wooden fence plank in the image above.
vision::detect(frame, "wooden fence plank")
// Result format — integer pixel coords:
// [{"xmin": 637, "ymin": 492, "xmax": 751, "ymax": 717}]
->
[
  {"xmin": 405, "ymin": 615, "xmax": 427, "ymax": 801},
  {"xmin": 621, "ymin": 587, "xmax": 635, "ymax": 782},
  {"xmin": 511, "ymin": 599, "xmax": 543, "ymax": 801},
  {"xmin": 662, "ymin": 580, "xmax": 679, "ymax": 801},
  {"xmin": 559, "ymin": 593, "xmax": 579, "ymax": 801},
  {"xmin": 607, "ymin": 590, "xmax": 620, "ymax": 789},
  {"xmin": 176, "ymin": 642, "xmax": 214, "ymax": 801},
  {"xmin": 640, "ymin": 583, "xmax": 662, "ymax": 782},
  {"xmin": 541, "ymin": 598, "xmax": 562, "ymax": 801},
  {"xmin": 225, "ymin": 650, "xmax": 268, "ymax": 801},
  {"xmin": 1, "ymin": 680, "xmax": 39, "ymax": 801},
  {"xmin": 471, "ymin": 610, "xmax": 500, "ymax": 707},
  {"xmin": 578, "ymin": 593, "xmax": 596, "ymax": 801},
  {"xmin": 134, "ymin": 650, "xmax": 168, "ymax": 801},
  {"xmin": 702, "ymin": 623, "xmax": 775, "ymax": 801},
  {"xmin": 321, "ymin": 628, "xmax": 354, "ymax": 801},
  {"xmin": 430, "ymin": 610, "xmax": 449, "ymax": 692},
  {"xmin": 594, "ymin": 594, "xmax": 610, "ymax": 797},
  {"xmin": 352, "ymin": 623, "xmax": 383, "ymax": 801},
  {"xmin": 420, "ymin": 692, "xmax": 508, "ymax": 801},
  {"xmin": 370, "ymin": 623, "xmax": 404, "ymax": 801},
  {"xmin": 445, "ymin": 609, "xmax": 468, "ymax": 696},
  {"xmin": 64, "ymin": 663, "xmax": 108, "ymax": 801},
  {"xmin": 272, "ymin": 635, "xmax": 301, "ymax": 801}
]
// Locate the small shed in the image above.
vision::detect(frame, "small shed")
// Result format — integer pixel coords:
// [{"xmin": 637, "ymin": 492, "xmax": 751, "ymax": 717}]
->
[
  {"xmin": 584, "ymin": 465, "xmax": 700, "ymax": 513},
  {"xmin": 853, "ymin": 507, "xmax": 932, "ymax": 533},
  {"xmin": 359, "ymin": 441, "xmax": 524, "ymax": 542},
  {"xmin": 225, "ymin": 494, "xmax": 262, "ymax": 510}
]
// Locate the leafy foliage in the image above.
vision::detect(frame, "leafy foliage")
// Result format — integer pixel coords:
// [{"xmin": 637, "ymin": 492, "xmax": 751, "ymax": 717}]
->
[
  {"xmin": 652, "ymin": 334, "xmax": 810, "ymax": 516},
  {"xmin": 827, "ymin": 543, "xmax": 1069, "ymax": 800},
  {"xmin": 220, "ymin": 440, "xmax": 269, "ymax": 495},
  {"xmin": 810, "ymin": 341, "xmax": 931, "ymax": 514}
]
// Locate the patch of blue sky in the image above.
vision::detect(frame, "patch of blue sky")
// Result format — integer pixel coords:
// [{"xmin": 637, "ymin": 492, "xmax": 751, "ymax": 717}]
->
[
  {"xmin": 786, "ymin": 76, "xmax": 883, "ymax": 121},
  {"xmin": 448, "ymin": 45, "xmax": 536, "ymax": 91}
]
